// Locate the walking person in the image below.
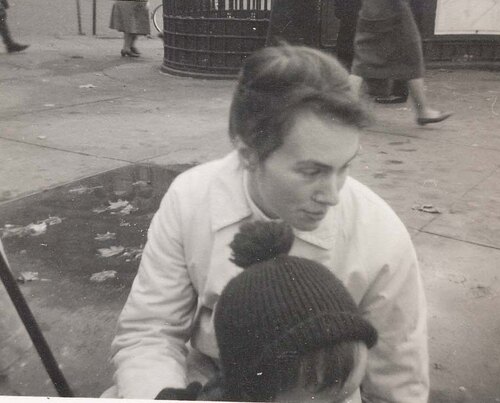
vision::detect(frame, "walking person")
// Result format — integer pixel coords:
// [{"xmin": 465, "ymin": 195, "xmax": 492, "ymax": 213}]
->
[
  {"xmin": 265, "ymin": 0, "xmax": 322, "ymax": 47},
  {"xmin": 110, "ymin": 0, "xmax": 150, "ymax": 57},
  {"xmin": 333, "ymin": 0, "xmax": 361, "ymax": 70},
  {"xmin": 0, "ymin": 0, "xmax": 29, "ymax": 54},
  {"xmin": 156, "ymin": 221, "xmax": 379, "ymax": 402},
  {"xmin": 103, "ymin": 44, "xmax": 429, "ymax": 403},
  {"xmin": 350, "ymin": 0, "xmax": 452, "ymax": 125}
]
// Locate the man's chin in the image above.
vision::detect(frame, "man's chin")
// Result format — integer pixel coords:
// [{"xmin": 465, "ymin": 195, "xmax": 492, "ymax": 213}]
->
[{"xmin": 293, "ymin": 220, "xmax": 321, "ymax": 232}]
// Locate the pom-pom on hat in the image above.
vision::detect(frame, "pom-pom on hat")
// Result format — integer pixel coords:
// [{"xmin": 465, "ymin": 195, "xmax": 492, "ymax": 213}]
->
[{"xmin": 214, "ymin": 221, "xmax": 377, "ymax": 397}]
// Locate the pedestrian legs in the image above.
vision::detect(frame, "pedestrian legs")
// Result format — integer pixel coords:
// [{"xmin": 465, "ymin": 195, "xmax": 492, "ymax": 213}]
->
[
  {"xmin": 408, "ymin": 78, "xmax": 452, "ymax": 124},
  {"xmin": 121, "ymin": 33, "xmax": 139, "ymax": 57},
  {"xmin": 0, "ymin": 14, "xmax": 29, "ymax": 53}
]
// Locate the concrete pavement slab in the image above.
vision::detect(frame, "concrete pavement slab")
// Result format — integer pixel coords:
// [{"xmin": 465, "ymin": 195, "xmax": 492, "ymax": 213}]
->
[
  {"xmin": 0, "ymin": 71, "xmax": 130, "ymax": 118},
  {"xmin": 351, "ymin": 130, "xmax": 499, "ymax": 230},
  {"xmin": 0, "ymin": 138, "xmax": 127, "ymax": 202},
  {"xmin": 0, "ymin": 96, "xmax": 230, "ymax": 162},
  {"xmin": 423, "ymin": 168, "xmax": 500, "ymax": 249},
  {"xmin": 369, "ymin": 69, "xmax": 500, "ymax": 151},
  {"xmin": 415, "ymin": 231, "xmax": 500, "ymax": 402}
]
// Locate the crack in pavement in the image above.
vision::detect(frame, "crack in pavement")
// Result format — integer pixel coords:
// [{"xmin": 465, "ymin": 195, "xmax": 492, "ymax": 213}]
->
[
  {"xmin": 0, "ymin": 135, "xmax": 133, "ymax": 163},
  {"xmin": 417, "ymin": 228, "xmax": 500, "ymax": 251},
  {"xmin": 0, "ymin": 96, "xmax": 123, "ymax": 119}
]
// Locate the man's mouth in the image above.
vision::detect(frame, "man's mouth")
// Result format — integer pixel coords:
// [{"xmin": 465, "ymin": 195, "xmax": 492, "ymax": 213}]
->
[{"xmin": 302, "ymin": 210, "xmax": 327, "ymax": 220}]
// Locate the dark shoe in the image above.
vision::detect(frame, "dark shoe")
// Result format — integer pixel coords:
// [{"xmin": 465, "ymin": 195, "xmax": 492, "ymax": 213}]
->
[
  {"xmin": 417, "ymin": 112, "xmax": 453, "ymax": 126},
  {"xmin": 121, "ymin": 49, "xmax": 140, "ymax": 58},
  {"xmin": 130, "ymin": 46, "xmax": 141, "ymax": 55},
  {"xmin": 375, "ymin": 95, "xmax": 408, "ymax": 104},
  {"xmin": 7, "ymin": 43, "xmax": 29, "ymax": 53}
]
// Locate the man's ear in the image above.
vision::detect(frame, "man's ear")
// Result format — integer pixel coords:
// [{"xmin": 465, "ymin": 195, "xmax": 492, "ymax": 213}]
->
[{"xmin": 234, "ymin": 138, "xmax": 259, "ymax": 171}]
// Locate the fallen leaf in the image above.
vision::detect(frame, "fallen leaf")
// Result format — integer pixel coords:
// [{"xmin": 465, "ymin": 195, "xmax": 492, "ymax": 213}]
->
[
  {"xmin": 94, "ymin": 232, "xmax": 116, "ymax": 241},
  {"xmin": 92, "ymin": 206, "xmax": 109, "ymax": 214},
  {"xmin": 26, "ymin": 222, "xmax": 47, "ymax": 236},
  {"xmin": 97, "ymin": 246, "xmax": 125, "ymax": 258},
  {"xmin": 111, "ymin": 203, "xmax": 138, "ymax": 216},
  {"xmin": 90, "ymin": 270, "xmax": 117, "ymax": 282},
  {"xmin": 2, "ymin": 216, "xmax": 63, "ymax": 239},
  {"xmin": 44, "ymin": 216, "xmax": 63, "ymax": 226},
  {"xmin": 122, "ymin": 246, "xmax": 143, "ymax": 261},
  {"xmin": 17, "ymin": 271, "xmax": 39, "ymax": 282},
  {"xmin": 108, "ymin": 199, "xmax": 129, "ymax": 210},
  {"xmin": 412, "ymin": 204, "xmax": 441, "ymax": 214}
]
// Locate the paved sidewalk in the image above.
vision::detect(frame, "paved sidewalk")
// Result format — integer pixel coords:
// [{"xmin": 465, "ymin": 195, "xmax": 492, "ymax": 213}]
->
[{"xmin": 0, "ymin": 35, "xmax": 499, "ymax": 402}]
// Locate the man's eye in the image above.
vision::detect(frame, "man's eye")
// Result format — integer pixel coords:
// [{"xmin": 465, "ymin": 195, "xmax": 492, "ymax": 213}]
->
[{"xmin": 300, "ymin": 169, "xmax": 321, "ymax": 177}]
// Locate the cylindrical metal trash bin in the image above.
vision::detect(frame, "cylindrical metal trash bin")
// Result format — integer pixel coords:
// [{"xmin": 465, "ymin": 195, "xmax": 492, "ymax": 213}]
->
[{"xmin": 161, "ymin": 0, "xmax": 271, "ymax": 79}]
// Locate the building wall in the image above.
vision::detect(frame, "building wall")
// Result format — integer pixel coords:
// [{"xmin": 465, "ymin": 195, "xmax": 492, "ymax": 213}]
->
[{"xmin": 435, "ymin": 0, "xmax": 500, "ymax": 35}]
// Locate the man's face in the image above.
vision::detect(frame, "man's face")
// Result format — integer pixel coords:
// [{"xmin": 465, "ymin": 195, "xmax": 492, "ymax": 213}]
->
[{"xmin": 247, "ymin": 109, "xmax": 360, "ymax": 231}]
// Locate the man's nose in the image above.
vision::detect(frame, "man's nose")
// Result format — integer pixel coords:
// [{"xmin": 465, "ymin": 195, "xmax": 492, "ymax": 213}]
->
[{"xmin": 313, "ymin": 175, "xmax": 340, "ymax": 206}]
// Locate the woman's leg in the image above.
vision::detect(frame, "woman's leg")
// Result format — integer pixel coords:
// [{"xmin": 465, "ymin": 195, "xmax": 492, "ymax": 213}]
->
[
  {"xmin": 349, "ymin": 74, "xmax": 364, "ymax": 99},
  {"xmin": 121, "ymin": 33, "xmax": 139, "ymax": 57},
  {"xmin": 123, "ymin": 32, "xmax": 133, "ymax": 51},
  {"xmin": 130, "ymin": 34, "xmax": 140, "ymax": 54},
  {"xmin": 408, "ymin": 78, "xmax": 452, "ymax": 124},
  {"xmin": 408, "ymin": 78, "xmax": 452, "ymax": 125},
  {"xmin": 408, "ymin": 78, "xmax": 433, "ymax": 116}
]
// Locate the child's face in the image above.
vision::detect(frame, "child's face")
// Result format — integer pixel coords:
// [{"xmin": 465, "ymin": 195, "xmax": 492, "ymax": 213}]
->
[{"xmin": 274, "ymin": 342, "xmax": 368, "ymax": 403}]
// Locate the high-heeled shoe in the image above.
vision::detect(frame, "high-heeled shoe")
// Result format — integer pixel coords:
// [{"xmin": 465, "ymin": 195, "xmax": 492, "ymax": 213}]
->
[
  {"xmin": 121, "ymin": 49, "xmax": 140, "ymax": 58},
  {"xmin": 417, "ymin": 112, "xmax": 453, "ymax": 126}
]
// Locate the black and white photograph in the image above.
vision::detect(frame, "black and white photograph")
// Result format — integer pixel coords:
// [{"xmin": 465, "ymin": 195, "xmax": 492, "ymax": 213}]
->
[{"xmin": 0, "ymin": 1, "xmax": 499, "ymax": 402}]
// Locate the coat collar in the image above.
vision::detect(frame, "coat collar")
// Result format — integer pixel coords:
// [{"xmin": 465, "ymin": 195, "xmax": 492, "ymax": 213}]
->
[{"xmin": 208, "ymin": 151, "xmax": 337, "ymax": 250}]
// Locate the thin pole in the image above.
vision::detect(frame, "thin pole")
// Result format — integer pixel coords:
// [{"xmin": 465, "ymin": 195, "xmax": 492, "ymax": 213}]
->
[
  {"xmin": 76, "ymin": 0, "xmax": 84, "ymax": 35},
  {"xmin": 92, "ymin": 0, "xmax": 97, "ymax": 35},
  {"xmin": 0, "ymin": 252, "xmax": 74, "ymax": 397}
]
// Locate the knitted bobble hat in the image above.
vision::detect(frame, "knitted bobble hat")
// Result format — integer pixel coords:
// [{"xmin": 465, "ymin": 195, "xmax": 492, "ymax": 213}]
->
[{"xmin": 214, "ymin": 221, "xmax": 378, "ymax": 395}]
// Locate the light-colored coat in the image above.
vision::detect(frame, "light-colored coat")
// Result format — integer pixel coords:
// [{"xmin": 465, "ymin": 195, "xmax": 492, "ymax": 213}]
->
[{"xmin": 110, "ymin": 151, "xmax": 429, "ymax": 402}]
